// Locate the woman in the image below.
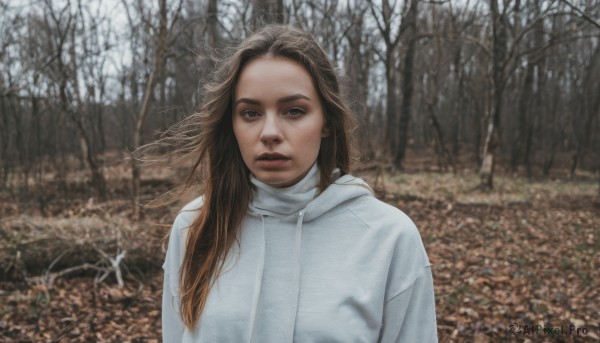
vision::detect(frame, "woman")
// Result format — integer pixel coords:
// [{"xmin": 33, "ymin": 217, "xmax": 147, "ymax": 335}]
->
[{"xmin": 161, "ymin": 24, "xmax": 437, "ymax": 342}]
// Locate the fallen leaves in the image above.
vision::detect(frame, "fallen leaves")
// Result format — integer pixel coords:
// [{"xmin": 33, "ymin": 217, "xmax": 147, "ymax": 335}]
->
[
  {"xmin": 1, "ymin": 173, "xmax": 599, "ymax": 342},
  {"xmin": 0, "ymin": 277, "xmax": 163, "ymax": 342},
  {"xmin": 404, "ymin": 194, "xmax": 600, "ymax": 342}
]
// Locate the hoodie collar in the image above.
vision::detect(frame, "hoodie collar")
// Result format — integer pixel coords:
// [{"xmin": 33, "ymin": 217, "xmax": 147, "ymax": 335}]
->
[
  {"xmin": 249, "ymin": 162, "xmax": 322, "ymax": 217},
  {"xmin": 248, "ymin": 162, "xmax": 374, "ymax": 221}
]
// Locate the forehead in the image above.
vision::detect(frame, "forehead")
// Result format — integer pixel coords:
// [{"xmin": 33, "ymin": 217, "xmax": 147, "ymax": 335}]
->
[{"xmin": 234, "ymin": 55, "xmax": 318, "ymax": 100}]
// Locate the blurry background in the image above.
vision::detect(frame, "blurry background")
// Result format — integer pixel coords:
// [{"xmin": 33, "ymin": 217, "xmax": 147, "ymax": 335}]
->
[{"xmin": 0, "ymin": 0, "xmax": 598, "ymax": 342}]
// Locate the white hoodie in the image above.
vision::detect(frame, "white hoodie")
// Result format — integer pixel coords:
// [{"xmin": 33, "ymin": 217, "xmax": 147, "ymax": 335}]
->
[{"xmin": 162, "ymin": 163, "xmax": 438, "ymax": 342}]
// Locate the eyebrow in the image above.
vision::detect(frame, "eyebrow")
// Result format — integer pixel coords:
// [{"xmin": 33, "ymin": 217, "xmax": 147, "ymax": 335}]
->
[{"xmin": 234, "ymin": 93, "xmax": 311, "ymax": 107}]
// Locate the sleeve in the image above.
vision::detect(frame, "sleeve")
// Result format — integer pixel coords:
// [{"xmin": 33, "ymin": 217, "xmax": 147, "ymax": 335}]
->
[
  {"xmin": 162, "ymin": 218, "xmax": 186, "ymax": 343},
  {"xmin": 378, "ymin": 265, "xmax": 438, "ymax": 343}
]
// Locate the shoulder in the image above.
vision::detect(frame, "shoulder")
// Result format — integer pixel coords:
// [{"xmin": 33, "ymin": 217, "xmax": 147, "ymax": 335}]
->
[
  {"xmin": 348, "ymin": 195, "xmax": 420, "ymax": 239},
  {"xmin": 172, "ymin": 196, "xmax": 204, "ymax": 230},
  {"xmin": 167, "ymin": 196, "xmax": 204, "ymax": 250},
  {"xmin": 330, "ymin": 174, "xmax": 421, "ymax": 242},
  {"xmin": 348, "ymin": 195, "xmax": 431, "ymax": 295},
  {"xmin": 163, "ymin": 196, "xmax": 204, "ymax": 272}
]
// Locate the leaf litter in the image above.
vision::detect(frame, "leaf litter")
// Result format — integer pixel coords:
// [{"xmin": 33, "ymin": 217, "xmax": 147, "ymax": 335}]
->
[{"xmin": 1, "ymin": 171, "xmax": 599, "ymax": 342}]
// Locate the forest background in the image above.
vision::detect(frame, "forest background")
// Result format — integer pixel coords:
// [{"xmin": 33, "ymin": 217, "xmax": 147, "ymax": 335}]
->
[{"xmin": 1, "ymin": 0, "xmax": 599, "ymax": 342}]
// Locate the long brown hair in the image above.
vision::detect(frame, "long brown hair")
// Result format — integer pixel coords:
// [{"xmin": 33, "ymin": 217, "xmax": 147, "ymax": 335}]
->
[{"xmin": 149, "ymin": 24, "xmax": 358, "ymax": 329}]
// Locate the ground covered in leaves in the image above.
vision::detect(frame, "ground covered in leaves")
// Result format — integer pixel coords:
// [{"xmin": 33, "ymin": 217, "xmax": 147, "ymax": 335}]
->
[
  {"xmin": 1, "ymin": 169, "xmax": 599, "ymax": 342},
  {"xmin": 397, "ymin": 195, "xmax": 599, "ymax": 342}
]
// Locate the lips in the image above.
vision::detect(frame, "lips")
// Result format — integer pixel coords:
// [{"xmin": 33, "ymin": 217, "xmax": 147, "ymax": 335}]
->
[
  {"xmin": 256, "ymin": 152, "xmax": 291, "ymax": 169},
  {"xmin": 257, "ymin": 152, "xmax": 290, "ymax": 161}
]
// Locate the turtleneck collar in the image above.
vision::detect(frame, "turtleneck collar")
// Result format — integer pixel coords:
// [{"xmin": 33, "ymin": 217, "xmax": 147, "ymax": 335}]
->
[{"xmin": 249, "ymin": 162, "xmax": 334, "ymax": 217}]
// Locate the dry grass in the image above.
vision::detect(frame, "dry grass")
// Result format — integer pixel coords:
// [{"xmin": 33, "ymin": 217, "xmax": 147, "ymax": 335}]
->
[{"xmin": 356, "ymin": 169, "xmax": 599, "ymax": 205}]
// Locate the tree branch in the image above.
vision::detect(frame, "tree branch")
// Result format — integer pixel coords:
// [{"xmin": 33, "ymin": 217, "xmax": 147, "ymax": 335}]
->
[{"xmin": 559, "ymin": 0, "xmax": 600, "ymax": 30}]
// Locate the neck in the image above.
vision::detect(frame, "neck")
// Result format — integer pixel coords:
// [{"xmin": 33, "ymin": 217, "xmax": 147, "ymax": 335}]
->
[{"xmin": 249, "ymin": 162, "xmax": 320, "ymax": 217}]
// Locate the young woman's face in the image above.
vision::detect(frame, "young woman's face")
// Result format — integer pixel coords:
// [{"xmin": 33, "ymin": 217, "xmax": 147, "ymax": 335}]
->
[{"xmin": 233, "ymin": 55, "xmax": 328, "ymax": 188}]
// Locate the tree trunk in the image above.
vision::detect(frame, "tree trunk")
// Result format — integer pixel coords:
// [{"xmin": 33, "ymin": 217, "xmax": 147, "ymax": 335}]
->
[
  {"xmin": 542, "ymin": 144, "xmax": 556, "ymax": 179},
  {"xmin": 394, "ymin": 0, "xmax": 418, "ymax": 167},
  {"xmin": 524, "ymin": 2, "xmax": 546, "ymax": 178},
  {"xmin": 479, "ymin": 0, "xmax": 507, "ymax": 190},
  {"xmin": 61, "ymin": 96, "xmax": 107, "ymax": 201},
  {"xmin": 0, "ymin": 94, "xmax": 9, "ymax": 190},
  {"xmin": 472, "ymin": 94, "xmax": 483, "ymax": 166},
  {"xmin": 430, "ymin": 112, "xmax": 455, "ymax": 173},
  {"xmin": 31, "ymin": 91, "xmax": 47, "ymax": 214},
  {"xmin": 8, "ymin": 97, "xmax": 29, "ymax": 193},
  {"xmin": 524, "ymin": 117, "xmax": 535, "ymax": 179},
  {"xmin": 570, "ymin": 44, "xmax": 600, "ymax": 176},
  {"xmin": 451, "ymin": 46, "xmax": 464, "ymax": 157},
  {"xmin": 130, "ymin": 0, "xmax": 169, "ymax": 220},
  {"xmin": 512, "ymin": 58, "xmax": 534, "ymax": 171},
  {"xmin": 385, "ymin": 58, "xmax": 398, "ymax": 154},
  {"xmin": 367, "ymin": 0, "xmax": 403, "ymax": 158}
]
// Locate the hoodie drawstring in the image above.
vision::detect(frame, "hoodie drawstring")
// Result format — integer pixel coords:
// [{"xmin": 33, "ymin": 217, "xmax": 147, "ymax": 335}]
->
[
  {"xmin": 247, "ymin": 214, "xmax": 266, "ymax": 343},
  {"xmin": 286, "ymin": 210, "xmax": 305, "ymax": 342}
]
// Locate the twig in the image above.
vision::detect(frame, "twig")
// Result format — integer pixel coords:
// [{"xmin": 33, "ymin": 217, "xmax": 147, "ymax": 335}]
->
[
  {"xmin": 93, "ymin": 246, "xmax": 126, "ymax": 287},
  {"xmin": 92, "ymin": 226, "xmax": 127, "ymax": 287},
  {"xmin": 51, "ymin": 313, "xmax": 91, "ymax": 342},
  {"xmin": 559, "ymin": 0, "xmax": 600, "ymax": 30},
  {"xmin": 43, "ymin": 263, "xmax": 108, "ymax": 286},
  {"xmin": 43, "ymin": 248, "xmax": 72, "ymax": 285}
]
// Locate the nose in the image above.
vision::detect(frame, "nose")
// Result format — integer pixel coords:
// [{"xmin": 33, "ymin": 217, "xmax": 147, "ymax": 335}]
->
[{"xmin": 259, "ymin": 113, "xmax": 282, "ymax": 145}]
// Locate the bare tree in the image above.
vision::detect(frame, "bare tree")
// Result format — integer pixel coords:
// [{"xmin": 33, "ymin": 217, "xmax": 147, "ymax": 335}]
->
[
  {"xmin": 1, "ymin": 0, "xmax": 600, "ymax": 203},
  {"xmin": 478, "ymin": 0, "xmax": 507, "ymax": 189},
  {"xmin": 40, "ymin": 0, "xmax": 109, "ymax": 199},
  {"xmin": 367, "ymin": 0, "xmax": 406, "ymax": 156},
  {"xmin": 126, "ymin": 0, "xmax": 183, "ymax": 220},
  {"xmin": 342, "ymin": 2, "xmax": 376, "ymax": 159},
  {"xmin": 394, "ymin": 0, "xmax": 419, "ymax": 167}
]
